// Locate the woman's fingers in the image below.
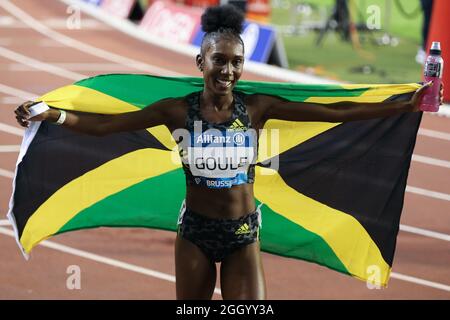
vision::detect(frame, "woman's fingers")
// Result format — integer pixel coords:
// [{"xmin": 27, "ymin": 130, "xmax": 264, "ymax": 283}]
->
[
  {"xmin": 14, "ymin": 100, "xmax": 38, "ymax": 126},
  {"xmin": 414, "ymin": 81, "xmax": 432, "ymax": 100},
  {"xmin": 16, "ymin": 101, "xmax": 37, "ymax": 117},
  {"xmin": 15, "ymin": 115, "xmax": 29, "ymax": 127},
  {"xmin": 418, "ymin": 81, "xmax": 432, "ymax": 93},
  {"xmin": 412, "ymin": 82, "xmax": 431, "ymax": 105}
]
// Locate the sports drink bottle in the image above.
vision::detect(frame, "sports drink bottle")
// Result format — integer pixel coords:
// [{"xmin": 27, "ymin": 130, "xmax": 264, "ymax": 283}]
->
[{"xmin": 420, "ymin": 41, "xmax": 444, "ymax": 112}]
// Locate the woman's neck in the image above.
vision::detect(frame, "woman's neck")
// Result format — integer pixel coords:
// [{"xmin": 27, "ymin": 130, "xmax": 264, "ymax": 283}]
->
[{"xmin": 201, "ymin": 90, "xmax": 233, "ymax": 111}]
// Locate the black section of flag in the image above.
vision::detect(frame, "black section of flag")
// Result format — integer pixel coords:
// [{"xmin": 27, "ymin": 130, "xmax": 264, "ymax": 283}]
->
[
  {"xmin": 12, "ymin": 121, "xmax": 168, "ymax": 238},
  {"xmin": 275, "ymin": 111, "xmax": 422, "ymax": 266}
]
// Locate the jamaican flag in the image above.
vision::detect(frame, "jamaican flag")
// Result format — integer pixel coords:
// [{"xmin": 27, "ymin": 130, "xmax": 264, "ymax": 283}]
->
[{"xmin": 7, "ymin": 74, "xmax": 422, "ymax": 286}]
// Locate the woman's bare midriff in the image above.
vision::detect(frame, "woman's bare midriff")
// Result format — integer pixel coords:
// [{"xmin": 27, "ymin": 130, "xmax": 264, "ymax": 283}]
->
[{"xmin": 186, "ymin": 184, "xmax": 256, "ymax": 219}]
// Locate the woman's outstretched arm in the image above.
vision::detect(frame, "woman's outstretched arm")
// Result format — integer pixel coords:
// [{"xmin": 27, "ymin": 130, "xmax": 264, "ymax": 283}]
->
[
  {"xmin": 252, "ymin": 82, "xmax": 443, "ymax": 124},
  {"xmin": 14, "ymin": 98, "xmax": 179, "ymax": 136}
]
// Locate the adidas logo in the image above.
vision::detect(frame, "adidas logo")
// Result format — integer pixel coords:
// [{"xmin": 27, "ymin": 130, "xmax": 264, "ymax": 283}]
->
[
  {"xmin": 235, "ymin": 223, "xmax": 251, "ymax": 235},
  {"xmin": 228, "ymin": 119, "xmax": 246, "ymax": 131}
]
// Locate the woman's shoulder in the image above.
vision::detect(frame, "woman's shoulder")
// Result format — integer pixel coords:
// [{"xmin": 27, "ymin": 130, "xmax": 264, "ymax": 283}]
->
[
  {"xmin": 241, "ymin": 93, "xmax": 276, "ymax": 109},
  {"xmin": 152, "ymin": 96, "xmax": 188, "ymax": 111},
  {"xmin": 151, "ymin": 97, "xmax": 188, "ymax": 130}
]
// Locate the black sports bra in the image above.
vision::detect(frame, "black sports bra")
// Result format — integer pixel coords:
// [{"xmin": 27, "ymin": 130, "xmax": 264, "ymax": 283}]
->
[{"xmin": 177, "ymin": 91, "xmax": 257, "ymax": 188}]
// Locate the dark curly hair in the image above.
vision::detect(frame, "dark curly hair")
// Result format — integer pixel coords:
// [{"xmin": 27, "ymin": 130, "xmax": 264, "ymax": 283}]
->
[{"xmin": 200, "ymin": 4, "xmax": 245, "ymax": 55}]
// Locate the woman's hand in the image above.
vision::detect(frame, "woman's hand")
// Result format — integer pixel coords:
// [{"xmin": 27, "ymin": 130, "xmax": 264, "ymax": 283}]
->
[
  {"xmin": 411, "ymin": 81, "xmax": 445, "ymax": 112},
  {"xmin": 14, "ymin": 101, "xmax": 51, "ymax": 128}
]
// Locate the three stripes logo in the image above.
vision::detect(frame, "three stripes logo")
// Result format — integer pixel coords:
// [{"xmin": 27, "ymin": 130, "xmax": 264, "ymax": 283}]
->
[
  {"xmin": 228, "ymin": 119, "xmax": 246, "ymax": 131},
  {"xmin": 235, "ymin": 223, "xmax": 251, "ymax": 235}
]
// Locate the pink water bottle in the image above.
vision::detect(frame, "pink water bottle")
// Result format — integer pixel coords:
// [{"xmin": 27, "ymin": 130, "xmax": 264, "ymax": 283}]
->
[{"xmin": 420, "ymin": 41, "xmax": 444, "ymax": 112}]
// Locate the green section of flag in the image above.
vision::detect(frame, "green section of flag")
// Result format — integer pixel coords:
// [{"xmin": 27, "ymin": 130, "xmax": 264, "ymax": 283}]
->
[
  {"xmin": 257, "ymin": 201, "xmax": 350, "ymax": 275},
  {"xmin": 57, "ymin": 165, "xmax": 348, "ymax": 275},
  {"xmin": 74, "ymin": 74, "xmax": 364, "ymax": 109},
  {"xmin": 57, "ymin": 168, "xmax": 185, "ymax": 234}
]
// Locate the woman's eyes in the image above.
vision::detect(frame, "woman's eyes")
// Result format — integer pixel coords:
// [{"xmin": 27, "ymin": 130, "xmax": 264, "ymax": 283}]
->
[
  {"xmin": 213, "ymin": 58, "xmax": 224, "ymax": 64},
  {"xmin": 212, "ymin": 57, "xmax": 243, "ymax": 66}
]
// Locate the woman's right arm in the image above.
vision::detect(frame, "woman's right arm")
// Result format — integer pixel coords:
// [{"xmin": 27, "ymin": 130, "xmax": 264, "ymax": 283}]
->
[{"xmin": 14, "ymin": 98, "xmax": 176, "ymax": 136}]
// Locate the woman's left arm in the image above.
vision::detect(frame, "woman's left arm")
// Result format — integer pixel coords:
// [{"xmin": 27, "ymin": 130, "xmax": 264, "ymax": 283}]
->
[{"xmin": 260, "ymin": 82, "xmax": 443, "ymax": 123}]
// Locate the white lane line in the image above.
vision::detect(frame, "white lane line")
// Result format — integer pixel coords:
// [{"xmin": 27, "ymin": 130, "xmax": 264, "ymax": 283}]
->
[
  {"xmin": 412, "ymin": 154, "xmax": 450, "ymax": 169},
  {"xmin": 0, "ymin": 83, "xmax": 37, "ymax": 100},
  {"xmin": 0, "ymin": 17, "xmax": 112, "ymax": 30},
  {"xmin": 0, "ymin": 219, "xmax": 10, "ymax": 226},
  {"xmin": 0, "ymin": 15, "xmax": 15, "ymax": 26},
  {"xmin": 406, "ymin": 186, "xmax": 450, "ymax": 202},
  {"xmin": 0, "ymin": 168, "xmax": 14, "ymax": 178},
  {"xmin": 37, "ymin": 39, "xmax": 66, "ymax": 48},
  {"xmin": 0, "ymin": 1, "xmax": 184, "ymax": 77},
  {"xmin": 9, "ymin": 62, "xmax": 134, "ymax": 72},
  {"xmin": 419, "ymin": 128, "xmax": 450, "ymax": 142},
  {"xmin": 0, "ymin": 226, "xmax": 222, "ymax": 296},
  {"xmin": 42, "ymin": 18, "xmax": 111, "ymax": 30},
  {"xmin": 0, "ymin": 145, "xmax": 20, "ymax": 152},
  {"xmin": 400, "ymin": 225, "xmax": 450, "ymax": 242},
  {"xmin": 1, "ymin": 96, "xmax": 27, "ymax": 104},
  {"xmin": 1, "ymin": 163, "xmax": 449, "ymax": 243},
  {"xmin": 0, "ymin": 226, "xmax": 448, "ymax": 293},
  {"xmin": 0, "ymin": 122, "xmax": 24, "ymax": 136},
  {"xmin": 434, "ymin": 106, "xmax": 450, "ymax": 118},
  {"xmin": 390, "ymin": 272, "xmax": 450, "ymax": 292},
  {"xmin": 0, "ymin": 46, "xmax": 84, "ymax": 81}
]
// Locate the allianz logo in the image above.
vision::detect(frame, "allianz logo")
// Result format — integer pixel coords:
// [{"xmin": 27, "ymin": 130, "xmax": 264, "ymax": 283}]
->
[{"xmin": 195, "ymin": 132, "xmax": 246, "ymax": 145}]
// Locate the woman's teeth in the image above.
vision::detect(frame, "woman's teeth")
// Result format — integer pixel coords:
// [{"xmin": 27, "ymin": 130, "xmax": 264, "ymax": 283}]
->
[{"xmin": 216, "ymin": 79, "xmax": 232, "ymax": 87}]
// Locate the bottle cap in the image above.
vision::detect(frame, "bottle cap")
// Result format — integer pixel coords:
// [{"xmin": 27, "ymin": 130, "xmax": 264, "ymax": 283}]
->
[{"xmin": 430, "ymin": 41, "xmax": 441, "ymax": 55}]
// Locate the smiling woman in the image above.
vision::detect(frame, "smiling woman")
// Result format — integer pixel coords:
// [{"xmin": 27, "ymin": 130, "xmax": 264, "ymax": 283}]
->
[
  {"xmin": 197, "ymin": 5, "xmax": 245, "ymax": 96},
  {"xmin": 13, "ymin": 3, "xmax": 442, "ymax": 300}
]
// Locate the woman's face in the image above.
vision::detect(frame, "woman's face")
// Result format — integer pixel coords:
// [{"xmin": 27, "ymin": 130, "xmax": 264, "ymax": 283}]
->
[{"xmin": 197, "ymin": 38, "xmax": 244, "ymax": 96}]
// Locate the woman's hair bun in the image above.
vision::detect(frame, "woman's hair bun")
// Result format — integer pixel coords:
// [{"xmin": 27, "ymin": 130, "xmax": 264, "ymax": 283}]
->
[{"xmin": 201, "ymin": 4, "xmax": 244, "ymax": 34}]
